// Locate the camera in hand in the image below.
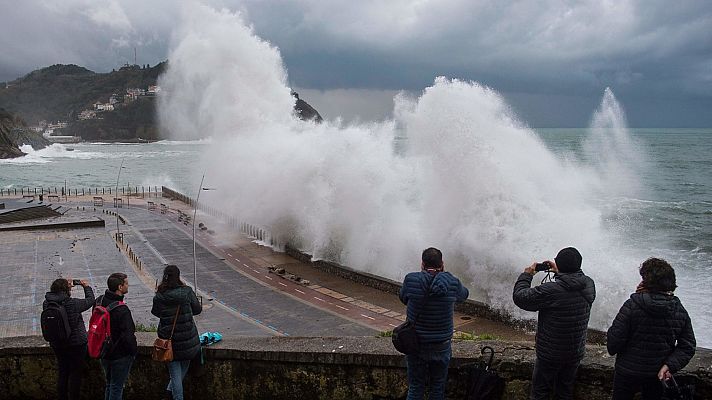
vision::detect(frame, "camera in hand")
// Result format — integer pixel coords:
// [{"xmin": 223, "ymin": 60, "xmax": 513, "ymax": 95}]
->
[
  {"xmin": 535, "ymin": 262, "xmax": 551, "ymax": 272},
  {"xmin": 72, "ymin": 279, "xmax": 81, "ymax": 286}
]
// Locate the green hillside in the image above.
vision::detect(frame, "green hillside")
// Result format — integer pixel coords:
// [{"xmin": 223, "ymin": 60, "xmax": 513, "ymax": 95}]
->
[
  {"xmin": 0, "ymin": 63, "xmax": 166, "ymax": 125},
  {"xmin": 0, "ymin": 62, "xmax": 321, "ymax": 141}
]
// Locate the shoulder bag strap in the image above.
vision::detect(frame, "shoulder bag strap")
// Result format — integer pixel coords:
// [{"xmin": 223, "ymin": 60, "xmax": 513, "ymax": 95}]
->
[{"xmin": 168, "ymin": 305, "xmax": 181, "ymax": 340}]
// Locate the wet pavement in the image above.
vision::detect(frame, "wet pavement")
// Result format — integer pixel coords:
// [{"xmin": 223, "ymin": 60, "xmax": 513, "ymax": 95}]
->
[{"xmin": 0, "ymin": 194, "xmax": 530, "ymax": 342}]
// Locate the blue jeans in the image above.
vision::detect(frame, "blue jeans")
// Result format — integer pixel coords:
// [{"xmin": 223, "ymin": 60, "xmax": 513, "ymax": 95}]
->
[
  {"xmin": 167, "ymin": 360, "xmax": 191, "ymax": 400},
  {"xmin": 100, "ymin": 355, "xmax": 135, "ymax": 400},
  {"xmin": 406, "ymin": 343, "xmax": 452, "ymax": 400}
]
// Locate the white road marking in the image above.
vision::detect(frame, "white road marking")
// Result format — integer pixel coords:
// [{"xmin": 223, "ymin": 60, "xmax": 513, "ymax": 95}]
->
[
  {"xmin": 278, "ymin": 282, "xmax": 288, "ymax": 287},
  {"xmin": 295, "ymin": 289, "xmax": 305, "ymax": 294},
  {"xmin": 335, "ymin": 305, "xmax": 349, "ymax": 311},
  {"xmin": 265, "ymin": 276, "xmax": 273, "ymax": 280},
  {"xmin": 360, "ymin": 314, "xmax": 376, "ymax": 320},
  {"xmin": 314, "ymin": 297, "xmax": 326, "ymax": 302}
]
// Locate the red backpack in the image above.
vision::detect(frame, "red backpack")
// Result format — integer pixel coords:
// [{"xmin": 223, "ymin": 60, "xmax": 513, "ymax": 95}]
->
[{"xmin": 87, "ymin": 296, "xmax": 125, "ymax": 358}]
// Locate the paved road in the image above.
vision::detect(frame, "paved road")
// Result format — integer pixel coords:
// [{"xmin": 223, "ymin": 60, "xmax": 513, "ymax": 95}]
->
[
  {"xmin": 0, "ymin": 221, "xmax": 156, "ymax": 337},
  {"xmin": 0, "ymin": 200, "xmax": 383, "ymax": 338},
  {"xmin": 1, "ymin": 195, "xmax": 530, "ymax": 341},
  {"xmin": 117, "ymin": 206, "xmax": 380, "ymax": 336}
]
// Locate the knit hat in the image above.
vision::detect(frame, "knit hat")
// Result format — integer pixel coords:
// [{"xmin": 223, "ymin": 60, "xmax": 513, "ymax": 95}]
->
[{"xmin": 555, "ymin": 247, "xmax": 582, "ymax": 273}]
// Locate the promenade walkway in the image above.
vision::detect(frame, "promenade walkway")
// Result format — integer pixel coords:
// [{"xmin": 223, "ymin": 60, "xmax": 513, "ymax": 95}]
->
[{"xmin": 0, "ymin": 193, "xmax": 530, "ymax": 341}]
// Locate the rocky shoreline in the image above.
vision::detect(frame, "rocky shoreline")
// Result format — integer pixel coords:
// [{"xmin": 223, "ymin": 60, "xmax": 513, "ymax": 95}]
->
[{"xmin": 0, "ymin": 108, "xmax": 49, "ymax": 159}]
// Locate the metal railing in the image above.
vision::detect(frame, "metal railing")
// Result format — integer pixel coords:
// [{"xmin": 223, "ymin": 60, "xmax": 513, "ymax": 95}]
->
[
  {"xmin": 0, "ymin": 185, "xmax": 162, "ymax": 199},
  {"xmin": 161, "ymin": 186, "xmax": 280, "ymax": 248}
]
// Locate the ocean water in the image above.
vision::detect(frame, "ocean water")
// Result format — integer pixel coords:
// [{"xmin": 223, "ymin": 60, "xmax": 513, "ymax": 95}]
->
[
  {"xmin": 1, "ymin": 129, "xmax": 710, "ymax": 346},
  {"xmin": 0, "ymin": 141, "xmax": 205, "ymax": 193}
]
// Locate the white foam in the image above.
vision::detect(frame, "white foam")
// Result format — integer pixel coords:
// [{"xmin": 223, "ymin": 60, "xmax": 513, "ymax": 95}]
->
[
  {"xmin": 159, "ymin": 4, "xmax": 654, "ymax": 331},
  {"xmin": 154, "ymin": 138, "xmax": 213, "ymax": 145}
]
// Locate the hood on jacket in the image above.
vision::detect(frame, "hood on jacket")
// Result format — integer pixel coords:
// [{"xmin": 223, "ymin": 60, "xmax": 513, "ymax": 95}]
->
[
  {"xmin": 102, "ymin": 289, "xmax": 125, "ymax": 305},
  {"xmin": 555, "ymin": 270, "xmax": 595, "ymax": 304},
  {"xmin": 45, "ymin": 291, "xmax": 69, "ymax": 303},
  {"xmin": 154, "ymin": 286, "xmax": 191, "ymax": 305},
  {"xmin": 416, "ymin": 271, "xmax": 454, "ymax": 297},
  {"xmin": 631, "ymin": 292, "xmax": 679, "ymax": 318}
]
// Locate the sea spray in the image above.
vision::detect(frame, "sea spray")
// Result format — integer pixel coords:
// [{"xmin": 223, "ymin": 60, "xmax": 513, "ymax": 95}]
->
[
  {"xmin": 584, "ymin": 87, "xmax": 647, "ymax": 198},
  {"xmin": 159, "ymin": 4, "xmax": 646, "ymax": 330}
]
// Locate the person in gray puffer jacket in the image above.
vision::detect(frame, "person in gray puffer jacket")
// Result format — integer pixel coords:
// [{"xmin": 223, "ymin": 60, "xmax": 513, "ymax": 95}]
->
[
  {"xmin": 43, "ymin": 278, "xmax": 95, "ymax": 400},
  {"xmin": 513, "ymin": 247, "xmax": 596, "ymax": 400},
  {"xmin": 607, "ymin": 258, "xmax": 696, "ymax": 400},
  {"xmin": 151, "ymin": 265, "xmax": 202, "ymax": 400},
  {"xmin": 399, "ymin": 247, "xmax": 469, "ymax": 400}
]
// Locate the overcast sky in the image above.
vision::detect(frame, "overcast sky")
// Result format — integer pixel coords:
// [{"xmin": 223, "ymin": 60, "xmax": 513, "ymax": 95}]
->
[{"xmin": 1, "ymin": 0, "xmax": 711, "ymax": 127}]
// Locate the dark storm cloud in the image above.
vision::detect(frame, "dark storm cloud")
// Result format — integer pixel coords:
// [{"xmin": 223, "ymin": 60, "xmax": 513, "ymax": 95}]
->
[
  {"xmin": 1, "ymin": 0, "xmax": 711, "ymax": 126},
  {"xmin": 0, "ymin": 0, "xmax": 173, "ymax": 81}
]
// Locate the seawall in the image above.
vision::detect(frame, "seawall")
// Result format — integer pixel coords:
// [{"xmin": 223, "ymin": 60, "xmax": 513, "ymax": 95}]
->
[{"xmin": 1, "ymin": 335, "xmax": 710, "ymax": 400}]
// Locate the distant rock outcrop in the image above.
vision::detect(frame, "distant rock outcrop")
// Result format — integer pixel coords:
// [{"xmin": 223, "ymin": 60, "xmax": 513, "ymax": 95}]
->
[
  {"xmin": 0, "ymin": 108, "xmax": 49, "ymax": 159},
  {"xmin": 292, "ymin": 91, "xmax": 323, "ymax": 123}
]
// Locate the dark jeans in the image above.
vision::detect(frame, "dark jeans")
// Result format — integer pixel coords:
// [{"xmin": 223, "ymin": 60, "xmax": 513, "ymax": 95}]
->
[
  {"xmin": 612, "ymin": 371, "xmax": 663, "ymax": 400},
  {"xmin": 406, "ymin": 342, "xmax": 451, "ymax": 400},
  {"xmin": 52, "ymin": 344, "xmax": 86, "ymax": 400},
  {"xmin": 530, "ymin": 357, "xmax": 580, "ymax": 400},
  {"xmin": 100, "ymin": 355, "xmax": 135, "ymax": 400}
]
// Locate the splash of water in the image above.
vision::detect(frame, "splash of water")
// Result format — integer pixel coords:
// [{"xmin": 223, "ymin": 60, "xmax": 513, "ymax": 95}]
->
[
  {"xmin": 584, "ymin": 87, "xmax": 647, "ymax": 198},
  {"xmin": 159, "ymin": 4, "xmax": 647, "ymax": 329},
  {"xmin": 0, "ymin": 144, "xmax": 104, "ymax": 164}
]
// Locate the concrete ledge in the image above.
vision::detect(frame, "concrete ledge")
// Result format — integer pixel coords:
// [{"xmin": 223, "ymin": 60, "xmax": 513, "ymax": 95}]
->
[
  {"xmin": 1, "ymin": 335, "xmax": 710, "ymax": 400},
  {"xmin": 0, "ymin": 217, "xmax": 105, "ymax": 231}
]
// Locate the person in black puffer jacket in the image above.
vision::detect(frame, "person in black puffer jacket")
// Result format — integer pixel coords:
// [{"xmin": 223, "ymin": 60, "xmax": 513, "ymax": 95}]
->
[
  {"xmin": 151, "ymin": 265, "xmax": 202, "ymax": 400},
  {"xmin": 513, "ymin": 247, "xmax": 596, "ymax": 400},
  {"xmin": 43, "ymin": 278, "xmax": 95, "ymax": 400},
  {"xmin": 607, "ymin": 258, "xmax": 696, "ymax": 400}
]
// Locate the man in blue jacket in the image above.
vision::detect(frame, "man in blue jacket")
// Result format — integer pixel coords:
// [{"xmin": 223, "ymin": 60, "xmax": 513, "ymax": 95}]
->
[
  {"xmin": 513, "ymin": 247, "xmax": 596, "ymax": 400},
  {"xmin": 399, "ymin": 247, "xmax": 469, "ymax": 400}
]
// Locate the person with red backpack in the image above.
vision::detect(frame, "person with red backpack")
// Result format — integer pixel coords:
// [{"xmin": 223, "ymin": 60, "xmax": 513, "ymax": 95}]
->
[
  {"xmin": 42, "ymin": 278, "xmax": 95, "ymax": 400},
  {"xmin": 93, "ymin": 273, "xmax": 138, "ymax": 400}
]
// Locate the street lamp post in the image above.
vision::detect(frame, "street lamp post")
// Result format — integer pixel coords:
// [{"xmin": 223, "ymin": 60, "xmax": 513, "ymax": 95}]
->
[
  {"xmin": 192, "ymin": 174, "xmax": 216, "ymax": 294},
  {"xmin": 114, "ymin": 158, "xmax": 126, "ymax": 237}
]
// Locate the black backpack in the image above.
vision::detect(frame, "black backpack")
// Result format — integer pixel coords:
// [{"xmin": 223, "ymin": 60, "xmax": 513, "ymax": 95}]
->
[{"xmin": 41, "ymin": 300, "xmax": 72, "ymax": 344}]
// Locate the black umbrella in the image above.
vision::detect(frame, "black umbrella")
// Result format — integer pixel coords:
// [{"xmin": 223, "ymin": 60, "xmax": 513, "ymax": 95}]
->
[
  {"xmin": 465, "ymin": 346, "xmax": 505, "ymax": 400},
  {"xmin": 661, "ymin": 375, "xmax": 695, "ymax": 400}
]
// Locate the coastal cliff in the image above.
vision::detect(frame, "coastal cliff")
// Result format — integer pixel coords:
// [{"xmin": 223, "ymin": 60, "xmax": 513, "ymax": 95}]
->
[
  {"xmin": 1, "ymin": 63, "xmax": 323, "ymax": 142},
  {"xmin": 0, "ymin": 108, "xmax": 49, "ymax": 159}
]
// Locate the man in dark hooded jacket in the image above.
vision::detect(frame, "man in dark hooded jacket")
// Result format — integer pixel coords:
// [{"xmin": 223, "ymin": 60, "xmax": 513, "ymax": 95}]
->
[
  {"xmin": 513, "ymin": 247, "xmax": 596, "ymax": 400},
  {"xmin": 399, "ymin": 247, "xmax": 469, "ymax": 400},
  {"xmin": 43, "ymin": 278, "xmax": 95, "ymax": 400},
  {"xmin": 607, "ymin": 257, "xmax": 696, "ymax": 400},
  {"xmin": 97, "ymin": 272, "xmax": 138, "ymax": 400}
]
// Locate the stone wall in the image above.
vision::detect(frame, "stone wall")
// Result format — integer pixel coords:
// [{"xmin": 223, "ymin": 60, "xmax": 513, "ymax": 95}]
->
[{"xmin": 1, "ymin": 334, "xmax": 710, "ymax": 400}]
